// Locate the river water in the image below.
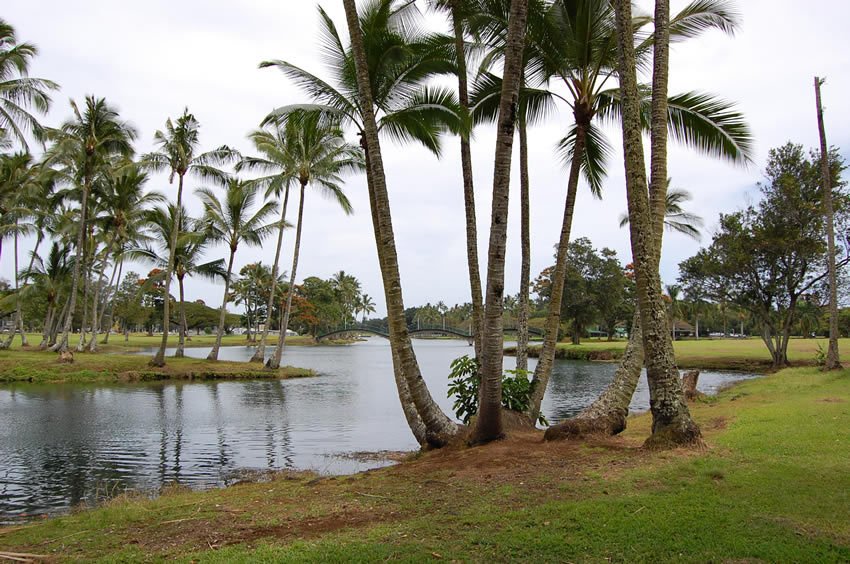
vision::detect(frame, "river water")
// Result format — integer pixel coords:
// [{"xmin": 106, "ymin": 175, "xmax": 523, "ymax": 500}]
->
[{"xmin": 0, "ymin": 338, "xmax": 754, "ymax": 520}]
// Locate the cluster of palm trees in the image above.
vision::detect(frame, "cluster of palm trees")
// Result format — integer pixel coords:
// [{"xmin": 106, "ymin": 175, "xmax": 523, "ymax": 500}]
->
[
  {"xmin": 307, "ymin": 0, "xmax": 752, "ymax": 446},
  {"xmin": 4, "ymin": 0, "xmax": 756, "ymax": 449},
  {"xmin": 0, "ymin": 19, "xmax": 361, "ymax": 367}
]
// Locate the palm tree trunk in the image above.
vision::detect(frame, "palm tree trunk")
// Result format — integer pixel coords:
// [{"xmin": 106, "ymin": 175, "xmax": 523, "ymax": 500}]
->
[
  {"xmin": 526, "ymin": 120, "xmax": 587, "ymax": 422},
  {"xmin": 343, "ymin": 0, "xmax": 458, "ymax": 447},
  {"xmin": 87, "ymin": 233, "xmax": 119, "ymax": 352},
  {"xmin": 545, "ymin": 308, "xmax": 644, "ymax": 439},
  {"xmin": 75, "ymin": 232, "xmax": 93, "ymax": 352},
  {"xmin": 471, "ymin": 0, "xmax": 529, "ymax": 445},
  {"xmin": 613, "ymin": 0, "xmax": 700, "ymax": 448},
  {"xmin": 208, "ymin": 245, "xmax": 236, "ymax": 361},
  {"xmin": 40, "ymin": 301, "xmax": 55, "ymax": 349},
  {"xmin": 175, "ymin": 274, "xmax": 186, "ymax": 357},
  {"xmin": 101, "ymin": 257, "xmax": 123, "ymax": 344},
  {"xmin": 451, "ymin": 1, "xmax": 484, "ymax": 359},
  {"xmin": 51, "ymin": 296, "xmax": 70, "ymax": 347},
  {"xmin": 268, "ymin": 183, "xmax": 305, "ymax": 370},
  {"xmin": 516, "ymin": 116, "xmax": 531, "ymax": 373},
  {"xmin": 96, "ymin": 249, "xmax": 121, "ymax": 336},
  {"xmin": 151, "ymin": 173, "xmax": 184, "ymax": 367},
  {"xmin": 815, "ymin": 77, "xmax": 841, "ymax": 369},
  {"xmin": 363, "ymin": 146, "xmax": 427, "ymax": 445},
  {"xmin": 252, "ymin": 188, "xmax": 290, "ymax": 363}
]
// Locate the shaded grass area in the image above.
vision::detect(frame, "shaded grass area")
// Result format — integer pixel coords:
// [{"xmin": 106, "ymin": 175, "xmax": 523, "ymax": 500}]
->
[
  {"xmin": 3, "ymin": 332, "xmax": 320, "ymax": 353},
  {"xmin": 2, "ymin": 367, "xmax": 848, "ymax": 561},
  {"xmin": 0, "ymin": 350, "xmax": 314, "ymax": 384},
  {"xmin": 508, "ymin": 336, "xmax": 850, "ymax": 371}
]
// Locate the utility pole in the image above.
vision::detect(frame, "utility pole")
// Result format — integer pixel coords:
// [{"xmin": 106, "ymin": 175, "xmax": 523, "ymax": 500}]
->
[{"xmin": 814, "ymin": 76, "xmax": 841, "ymax": 369}]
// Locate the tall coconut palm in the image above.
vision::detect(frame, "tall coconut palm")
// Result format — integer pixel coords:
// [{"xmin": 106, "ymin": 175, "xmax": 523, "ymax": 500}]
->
[
  {"xmin": 45, "ymin": 96, "xmax": 137, "ymax": 353},
  {"xmin": 266, "ymin": 111, "xmax": 359, "ymax": 370},
  {"xmin": 84, "ymin": 165, "xmax": 161, "ymax": 351},
  {"xmin": 358, "ymin": 293, "xmax": 376, "ymax": 323},
  {"xmin": 237, "ymin": 126, "xmax": 297, "ymax": 363},
  {"xmin": 428, "ymin": 0, "xmax": 485, "ymax": 356},
  {"xmin": 469, "ymin": 0, "xmax": 530, "ymax": 444},
  {"xmin": 196, "ymin": 179, "xmax": 278, "ymax": 361},
  {"xmin": 612, "ymin": 0, "xmax": 700, "ymax": 446},
  {"xmin": 341, "ymin": 0, "xmax": 461, "ymax": 446},
  {"xmin": 0, "ymin": 19, "xmax": 58, "ymax": 149},
  {"xmin": 468, "ymin": 0, "xmax": 553, "ymax": 371},
  {"xmin": 142, "ymin": 109, "xmax": 236, "ymax": 366},
  {"xmin": 526, "ymin": 0, "xmax": 752, "ymax": 423},
  {"xmin": 131, "ymin": 204, "xmax": 226, "ymax": 356},
  {"xmin": 277, "ymin": 0, "xmax": 463, "ymax": 446}
]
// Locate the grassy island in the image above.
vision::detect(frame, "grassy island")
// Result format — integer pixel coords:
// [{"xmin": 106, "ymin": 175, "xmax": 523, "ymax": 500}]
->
[{"xmin": 0, "ymin": 350, "xmax": 314, "ymax": 384}]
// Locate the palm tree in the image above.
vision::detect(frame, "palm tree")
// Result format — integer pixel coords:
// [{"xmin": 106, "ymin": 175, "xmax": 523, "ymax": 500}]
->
[
  {"xmin": 428, "ymin": 0, "xmax": 485, "ymax": 356},
  {"xmin": 196, "ymin": 179, "xmax": 278, "ymax": 361},
  {"xmin": 84, "ymin": 165, "xmax": 161, "ymax": 351},
  {"xmin": 142, "ymin": 109, "xmax": 236, "ymax": 367},
  {"xmin": 45, "ymin": 96, "xmax": 137, "ymax": 353},
  {"xmin": 359, "ymin": 293, "xmax": 376, "ymax": 323},
  {"xmin": 0, "ymin": 152, "xmax": 42, "ymax": 348},
  {"xmin": 266, "ymin": 111, "xmax": 359, "ymax": 370},
  {"xmin": 527, "ymin": 0, "xmax": 752, "ymax": 423},
  {"xmin": 666, "ymin": 284, "xmax": 683, "ymax": 340},
  {"xmin": 0, "ymin": 19, "xmax": 58, "ymax": 149},
  {"xmin": 612, "ymin": 0, "xmax": 700, "ymax": 446},
  {"xmin": 238, "ymin": 126, "xmax": 296, "ymax": 363},
  {"xmin": 618, "ymin": 181, "xmax": 703, "ymax": 239},
  {"xmin": 468, "ymin": 0, "xmax": 553, "ymax": 372},
  {"xmin": 470, "ymin": 0, "xmax": 530, "ymax": 444},
  {"xmin": 341, "ymin": 0, "xmax": 457, "ymax": 446},
  {"xmin": 132, "ymin": 204, "xmax": 226, "ymax": 356},
  {"xmin": 20, "ymin": 242, "xmax": 72, "ymax": 349}
]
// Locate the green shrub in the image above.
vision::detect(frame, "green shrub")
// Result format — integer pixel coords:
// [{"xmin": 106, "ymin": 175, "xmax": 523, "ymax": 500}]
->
[{"xmin": 447, "ymin": 355, "xmax": 546, "ymax": 425}]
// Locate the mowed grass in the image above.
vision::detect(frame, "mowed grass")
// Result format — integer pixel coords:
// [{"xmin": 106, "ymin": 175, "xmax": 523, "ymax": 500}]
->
[
  {"xmin": 2, "ymin": 332, "xmax": 318, "ymax": 352},
  {"xmin": 520, "ymin": 336, "xmax": 849, "ymax": 371},
  {"xmin": 1, "ymin": 367, "xmax": 848, "ymax": 561},
  {"xmin": 0, "ymin": 349, "xmax": 313, "ymax": 384}
]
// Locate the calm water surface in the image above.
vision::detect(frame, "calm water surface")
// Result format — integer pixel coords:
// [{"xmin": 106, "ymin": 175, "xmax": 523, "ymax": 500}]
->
[{"xmin": 0, "ymin": 338, "xmax": 755, "ymax": 520}]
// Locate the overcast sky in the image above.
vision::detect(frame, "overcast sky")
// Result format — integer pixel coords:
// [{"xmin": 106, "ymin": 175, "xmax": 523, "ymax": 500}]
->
[{"xmin": 3, "ymin": 0, "xmax": 850, "ymax": 316}]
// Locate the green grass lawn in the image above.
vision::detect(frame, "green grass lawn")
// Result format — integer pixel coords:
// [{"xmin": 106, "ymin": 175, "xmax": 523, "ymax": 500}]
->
[
  {"xmin": 1, "ymin": 366, "xmax": 848, "ymax": 561},
  {"xmin": 0, "ymin": 349, "xmax": 313, "ymax": 384},
  {"xmin": 510, "ymin": 336, "xmax": 849, "ymax": 371}
]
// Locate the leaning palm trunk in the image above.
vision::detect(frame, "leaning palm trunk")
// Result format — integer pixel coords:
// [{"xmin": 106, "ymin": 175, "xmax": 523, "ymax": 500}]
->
[
  {"xmin": 545, "ymin": 308, "xmax": 643, "ymax": 439},
  {"xmin": 75, "ymin": 239, "xmax": 93, "ymax": 352},
  {"xmin": 207, "ymin": 245, "xmax": 236, "ymax": 361},
  {"xmin": 363, "ymin": 151, "xmax": 427, "ymax": 445},
  {"xmin": 251, "ymin": 187, "xmax": 290, "ymax": 363},
  {"xmin": 451, "ymin": 1, "xmax": 484, "ymax": 358},
  {"xmin": 613, "ymin": 0, "xmax": 699, "ymax": 447},
  {"xmin": 87, "ymin": 234, "xmax": 118, "ymax": 352},
  {"xmin": 516, "ymin": 117, "xmax": 531, "ymax": 372},
  {"xmin": 267, "ymin": 183, "xmax": 304, "ymax": 370},
  {"xmin": 101, "ymin": 257, "xmax": 124, "ymax": 344},
  {"xmin": 343, "ymin": 0, "xmax": 459, "ymax": 447},
  {"xmin": 526, "ymin": 120, "xmax": 587, "ymax": 423},
  {"xmin": 40, "ymin": 301, "xmax": 56, "ymax": 349},
  {"xmin": 471, "ymin": 0, "xmax": 529, "ymax": 444},
  {"xmin": 815, "ymin": 77, "xmax": 841, "ymax": 370},
  {"xmin": 151, "ymin": 175, "xmax": 185, "ymax": 367}
]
